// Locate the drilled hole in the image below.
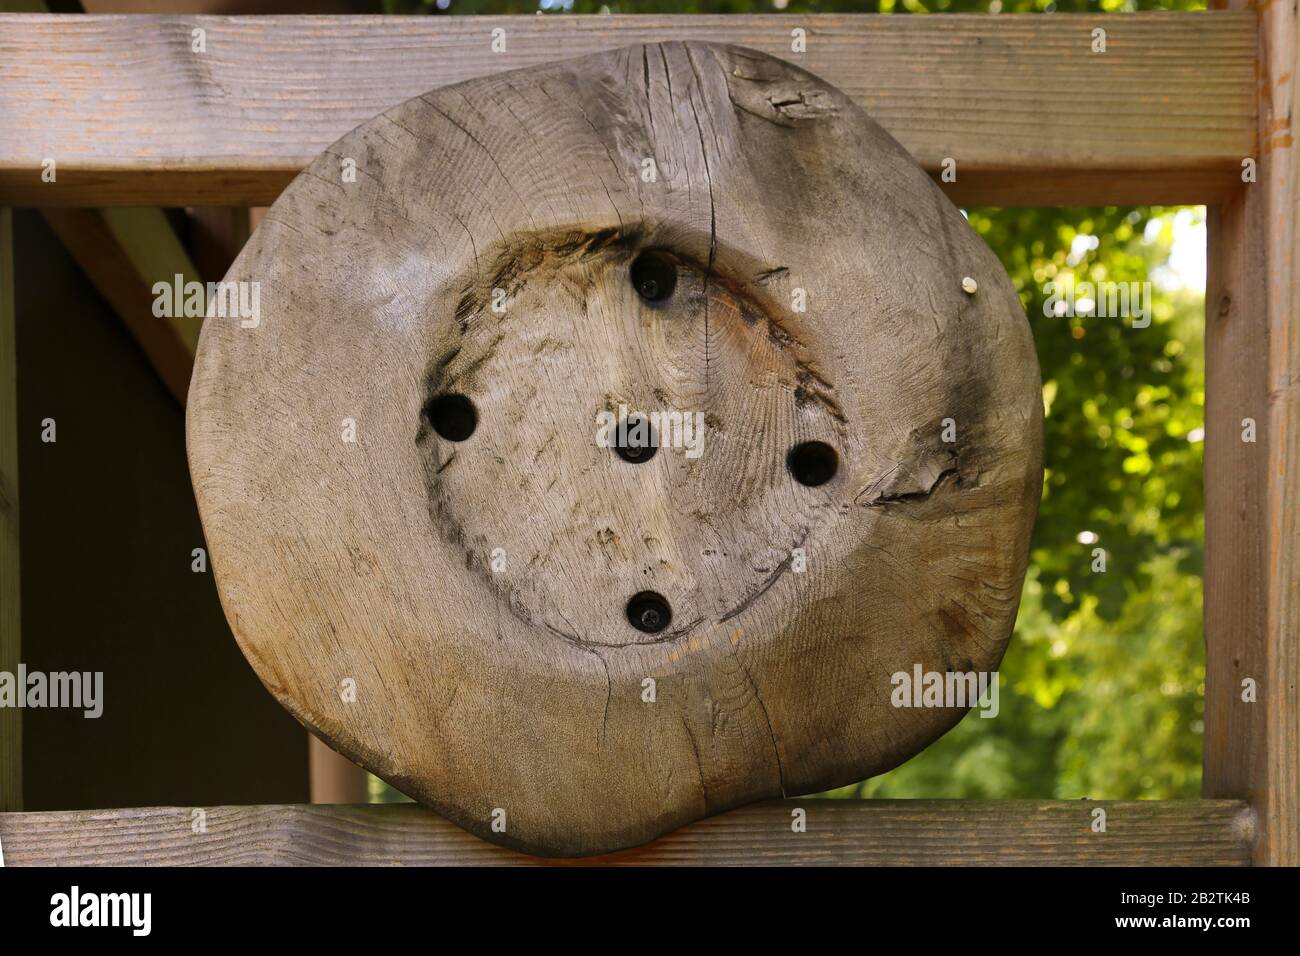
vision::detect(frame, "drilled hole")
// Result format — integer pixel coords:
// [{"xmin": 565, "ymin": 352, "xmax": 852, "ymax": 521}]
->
[
  {"xmin": 426, "ymin": 393, "xmax": 477, "ymax": 442},
  {"xmin": 630, "ymin": 250, "xmax": 677, "ymax": 304},
  {"xmin": 613, "ymin": 415, "xmax": 658, "ymax": 464},
  {"xmin": 627, "ymin": 591, "xmax": 672, "ymax": 633},
  {"xmin": 787, "ymin": 440, "xmax": 838, "ymax": 487}
]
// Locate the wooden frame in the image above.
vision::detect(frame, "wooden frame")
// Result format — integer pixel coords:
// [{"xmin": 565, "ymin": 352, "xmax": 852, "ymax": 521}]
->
[
  {"xmin": 0, "ymin": 9, "xmax": 1295, "ymax": 865},
  {"xmin": 0, "ymin": 800, "xmax": 1257, "ymax": 866},
  {"xmin": 0, "ymin": 12, "xmax": 1257, "ymax": 208}
]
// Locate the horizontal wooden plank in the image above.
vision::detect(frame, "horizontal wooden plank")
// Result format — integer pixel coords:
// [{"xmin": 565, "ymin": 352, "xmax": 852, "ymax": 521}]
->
[
  {"xmin": 0, "ymin": 12, "xmax": 1257, "ymax": 207},
  {"xmin": 0, "ymin": 800, "xmax": 1255, "ymax": 865}
]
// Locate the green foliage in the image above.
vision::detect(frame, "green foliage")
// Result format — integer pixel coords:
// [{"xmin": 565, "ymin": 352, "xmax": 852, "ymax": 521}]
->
[
  {"xmin": 987, "ymin": 206, "xmax": 1205, "ymax": 625},
  {"xmin": 373, "ymin": 0, "xmax": 1207, "ymax": 804}
]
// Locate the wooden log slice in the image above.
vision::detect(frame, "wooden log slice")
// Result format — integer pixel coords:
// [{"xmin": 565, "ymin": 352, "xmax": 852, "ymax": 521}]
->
[{"xmin": 187, "ymin": 41, "xmax": 1043, "ymax": 857}]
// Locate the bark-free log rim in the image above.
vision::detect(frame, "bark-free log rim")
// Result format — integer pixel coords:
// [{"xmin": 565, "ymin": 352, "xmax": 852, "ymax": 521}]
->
[{"xmin": 187, "ymin": 41, "xmax": 1042, "ymax": 857}]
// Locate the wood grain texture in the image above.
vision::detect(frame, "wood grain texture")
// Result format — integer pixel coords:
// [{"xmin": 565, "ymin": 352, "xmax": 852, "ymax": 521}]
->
[
  {"xmin": 0, "ymin": 800, "xmax": 1255, "ymax": 866},
  {"xmin": 1204, "ymin": 0, "xmax": 1300, "ymax": 868},
  {"xmin": 187, "ymin": 41, "xmax": 1042, "ymax": 857},
  {"xmin": 1252, "ymin": 0, "xmax": 1300, "ymax": 872},
  {"xmin": 1204, "ymin": 188, "xmax": 1268, "ymax": 833},
  {"xmin": 0, "ymin": 208, "xmax": 19, "ymax": 811},
  {"xmin": 0, "ymin": 12, "xmax": 1257, "ymax": 207},
  {"xmin": 41, "ymin": 208, "xmax": 202, "ymax": 404}
]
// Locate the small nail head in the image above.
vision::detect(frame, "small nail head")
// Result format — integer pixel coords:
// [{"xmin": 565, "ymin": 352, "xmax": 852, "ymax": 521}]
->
[{"xmin": 961, "ymin": 276, "xmax": 978, "ymax": 294}]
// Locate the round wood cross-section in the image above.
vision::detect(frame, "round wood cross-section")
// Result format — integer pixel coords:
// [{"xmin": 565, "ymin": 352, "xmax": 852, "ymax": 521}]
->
[{"xmin": 187, "ymin": 41, "xmax": 1043, "ymax": 857}]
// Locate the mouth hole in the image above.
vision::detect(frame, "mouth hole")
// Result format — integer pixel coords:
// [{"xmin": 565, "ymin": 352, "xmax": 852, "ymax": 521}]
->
[
  {"xmin": 426, "ymin": 393, "xmax": 478, "ymax": 442},
  {"xmin": 614, "ymin": 415, "xmax": 658, "ymax": 463},
  {"xmin": 627, "ymin": 591, "xmax": 672, "ymax": 633},
  {"xmin": 630, "ymin": 250, "xmax": 677, "ymax": 304},
  {"xmin": 787, "ymin": 440, "xmax": 838, "ymax": 487}
]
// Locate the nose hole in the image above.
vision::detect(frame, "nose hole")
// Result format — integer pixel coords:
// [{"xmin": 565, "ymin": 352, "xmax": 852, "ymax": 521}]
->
[
  {"xmin": 426, "ymin": 393, "xmax": 477, "ymax": 441},
  {"xmin": 630, "ymin": 250, "xmax": 677, "ymax": 304},
  {"xmin": 614, "ymin": 415, "xmax": 658, "ymax": 463},
  {"xmin": 787, "ymin": 440, "xmax": 838, "ymax": 487},
  {"xmin": 627, "ymin": 591, "xmax": 671, "ymax": 633}
]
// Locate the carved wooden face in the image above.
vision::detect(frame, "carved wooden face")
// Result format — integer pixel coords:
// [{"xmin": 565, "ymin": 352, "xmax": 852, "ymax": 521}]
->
[{"xmin": 188, "ymin": 41, "xmax": 1042, "ymax": 857}]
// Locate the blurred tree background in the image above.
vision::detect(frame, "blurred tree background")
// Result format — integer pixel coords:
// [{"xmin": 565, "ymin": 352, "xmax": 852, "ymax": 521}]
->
[{"xmin": 373, "ymin": 0, "xmax": 1208, "ymax": 803}]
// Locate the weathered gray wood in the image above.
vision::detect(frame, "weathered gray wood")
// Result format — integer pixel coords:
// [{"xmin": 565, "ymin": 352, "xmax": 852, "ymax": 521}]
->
[
  {"xmin": 0, "ymin": 800, "xmax": 1255, "ymax": 866},
  {"xmin": 0, "ymin": 208, "xmax": 19, "ymax": 812},
  {"xmin": 1204, "ymin": 0, "xmax": 1300, "ymax": 867},
  {"xmin": 0, "ymin": 12, "xmax": 1257, "ymax": 207},
  {"xmin": 1204, "ymin": 188, "xmax": 1268, "ymax": 839},
  {"xmin": 188, "ymin": 41, "xmax": 1042, "ymax": 857}
]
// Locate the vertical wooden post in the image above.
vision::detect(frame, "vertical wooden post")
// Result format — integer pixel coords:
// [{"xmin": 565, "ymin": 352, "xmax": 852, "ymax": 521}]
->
[
  {"xmin": 1205, "ymin": 0, "xmax": 1300, "ymax": 866},
  {"xmin": 308, "ymin": 734, "xmax": 369, "ymax": 804},
  {"xmin": 0, "ymin": 208, "xmax": 19, "ymax": 811}
]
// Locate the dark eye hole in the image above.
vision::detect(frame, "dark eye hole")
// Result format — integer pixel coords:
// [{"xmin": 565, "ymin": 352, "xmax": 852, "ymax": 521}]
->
[
  {"xmin": 627, "ymin": 591, "xmax": 671, "ymax": 633},
  {"xmin": 630, "ymin": 250, "xmax": 677, "ymax": 303},
  {"xmin": 787, "ymin": 441, "xmax": 838, "ymax": 487},
  {"xmin": 613, "ymin": 415, "xmax": 658, "ymax": 463},
  {"xmin": 426, "ymin": 393, "xmax": 477, "ymax": 441}
]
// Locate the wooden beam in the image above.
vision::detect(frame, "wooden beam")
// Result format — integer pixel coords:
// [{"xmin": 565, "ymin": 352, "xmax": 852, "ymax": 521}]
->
[
  {"xmin": 0, "ymin": 209, "xmax": 19, "ymax": 812},
  {"xmin": 0, "ymin": 12, "xmax": 1257, "ymax": 208},
  {"xmin": 1256, "ymin": 1, "xmax": 1300, "ymax": 869},
  {"xmin": 1205, "ymin": 0, "xmax": 1300, "ymax": 868},
  {"xmin": 0, "ymin": 800, "xmax": 1254, "ymax": 866},
  {"xmin": 41, "ymin": 208, "xmax": 202, "ymax": 404}
]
